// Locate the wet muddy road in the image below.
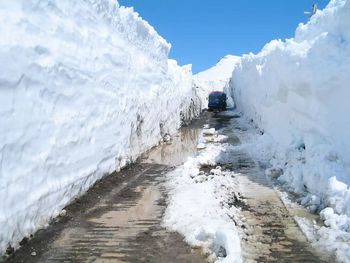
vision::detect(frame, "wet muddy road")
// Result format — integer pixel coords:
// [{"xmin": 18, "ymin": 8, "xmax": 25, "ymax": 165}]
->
[
  {"xmin": 5, "ymin": 111, "xmax": 333, "ymax": 262},
  {"xmin": 5, "ymin": 119, "xmax": 206, "ymax": 263},
  {"xmin": 206, "ymin": 111, "xmax": 332, "ymax": 262}
]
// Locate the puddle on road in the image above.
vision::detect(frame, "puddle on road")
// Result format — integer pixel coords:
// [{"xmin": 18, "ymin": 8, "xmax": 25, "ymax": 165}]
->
[
  {"xmin": 141, "ymin": 111, "xmax": 241, "ymax": 168},
  {"xmin": 141, "ymin": 125, "xmax": 201, "ymax": 166}
]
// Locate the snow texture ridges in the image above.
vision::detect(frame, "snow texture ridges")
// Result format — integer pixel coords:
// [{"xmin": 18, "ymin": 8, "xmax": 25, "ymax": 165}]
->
[{"xmin": 0, "ymin": 0, "xmax": 201, "ymax": 253}]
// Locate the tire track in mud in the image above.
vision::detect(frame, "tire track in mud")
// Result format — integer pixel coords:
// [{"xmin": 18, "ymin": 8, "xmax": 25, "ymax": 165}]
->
[{"xmin": 233, "ymin": 170, "xmax": 331, "ymax": 262}]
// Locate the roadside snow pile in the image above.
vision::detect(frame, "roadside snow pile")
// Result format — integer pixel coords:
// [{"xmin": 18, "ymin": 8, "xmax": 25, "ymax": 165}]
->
[
  {"xmin": 230, "ymin": 0, "xmax": 350, "ymax": 260},
  {"xmin": 194, "ymin": 55, "xmax": 240, "ymax": 109},
  {"xmin": 0, "ymin": 0, "xmax": 200, "ymax": 254},
  {"xmin": 164, "ymin": 128, "xmax": 242, "ymax": 263}
]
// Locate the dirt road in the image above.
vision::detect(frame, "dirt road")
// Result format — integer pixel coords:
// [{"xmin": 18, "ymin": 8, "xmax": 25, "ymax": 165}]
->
[{"xmin": 4, "ymin": 111, "xmax": 333, "ymax": 262}]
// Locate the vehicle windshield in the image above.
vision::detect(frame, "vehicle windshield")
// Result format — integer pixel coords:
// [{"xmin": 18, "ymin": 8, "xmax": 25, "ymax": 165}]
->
[{"xmin": 209, "ymin": 93, "xmax": 226, "ymax": 100}]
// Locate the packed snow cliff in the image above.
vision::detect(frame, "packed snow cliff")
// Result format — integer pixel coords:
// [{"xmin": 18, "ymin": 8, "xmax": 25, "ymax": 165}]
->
[
  {"xmin": 229, "ymin": 0, "xmax": 350, "ymax": 260},
  {"xmin": 0, "ymin": 0, "xmax": 201, "ymax": 253}
]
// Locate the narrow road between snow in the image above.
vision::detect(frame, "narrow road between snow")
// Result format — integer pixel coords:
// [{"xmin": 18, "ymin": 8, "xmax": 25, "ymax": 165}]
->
[{"xmin": 6, "ymin": 111, "xmax": 334, "ymax": 263}]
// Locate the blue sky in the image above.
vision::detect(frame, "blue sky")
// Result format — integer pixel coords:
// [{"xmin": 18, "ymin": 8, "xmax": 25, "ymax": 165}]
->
[{"xmin": 118, "ymin": 0, "xmax": 330, "ymax": 73}]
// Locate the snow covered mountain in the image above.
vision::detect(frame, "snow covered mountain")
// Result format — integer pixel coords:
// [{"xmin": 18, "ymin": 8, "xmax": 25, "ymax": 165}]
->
[
  {"xmin": 0, "ymin": 0, "xmax": 201, "ymax": 253},
  {"xmin": 194, "ymin": 55, "xmax": 240, "ymax": 108},
  {"xmin": 229, "ymin": 0, "xmax": 350, "ymax": 260}
]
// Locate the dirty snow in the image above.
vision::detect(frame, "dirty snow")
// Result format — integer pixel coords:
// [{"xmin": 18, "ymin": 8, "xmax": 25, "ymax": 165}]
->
[
  {"xmin": 0, "ymin": 0, "xmax": 201, "ymax": 253},
  {"xmin": 164, "ymin": 127, "xmax": 242, "ymax": 263},
  {"xmin": 229, "ymin": 0, "xmax": 350, "ymax": 261}
]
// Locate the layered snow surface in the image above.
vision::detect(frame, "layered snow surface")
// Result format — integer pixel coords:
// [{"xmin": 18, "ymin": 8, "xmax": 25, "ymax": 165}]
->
[
  {"xmin": 228, "ymin": 0, "xmax": 350, "ymax": 260},
  {"xmin": 0, "ymin": 0, "xmax": 201, "ymax": 253}
]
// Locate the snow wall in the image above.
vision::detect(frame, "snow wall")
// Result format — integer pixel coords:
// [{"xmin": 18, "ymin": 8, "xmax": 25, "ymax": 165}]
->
[
  {"xmin": 0, "ymin": 0, "xmax": 201, "ymax": 253},
  {"xmin": 230, "ymin": 0, "xmax": 350, "ymax": 245}
]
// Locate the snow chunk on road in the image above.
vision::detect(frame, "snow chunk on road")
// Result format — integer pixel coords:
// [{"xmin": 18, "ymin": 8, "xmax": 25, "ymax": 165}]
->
[
  {"xmin": 201, "ymin": 127, "xmax": 228, "ymax": 143},
  {"xmin": 164, "ymin": 134, "xmax": 242, "ymax": 262},
  {"xmin": 203, "ymin": 128, "xmax": 217, "ymax": 136},
  {"xmin": 197, "ymin": 143, "xmax": 206, "ymax": 150},
  {"xmin": 205, "ymin": 134, "xmax": 228, "ymax": 143}
]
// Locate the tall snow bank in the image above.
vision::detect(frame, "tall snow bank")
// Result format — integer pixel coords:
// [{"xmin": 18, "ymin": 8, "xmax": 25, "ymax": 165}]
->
[
  {"xmin": 194, "ymin": 55, "xmax": 240, "ymax": 108},
  {"xmin": 230, "ymin": 0, "xmax": 350, "ymax": 260},
  {"xmin": 0, "ymin": 0, "xmax": 200, "ymax": 253}
]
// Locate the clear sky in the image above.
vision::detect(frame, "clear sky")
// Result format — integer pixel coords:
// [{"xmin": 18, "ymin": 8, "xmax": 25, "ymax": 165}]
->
[{"xmin": 118, "ymin": 0, "xmax": 330, "ymax": 73}]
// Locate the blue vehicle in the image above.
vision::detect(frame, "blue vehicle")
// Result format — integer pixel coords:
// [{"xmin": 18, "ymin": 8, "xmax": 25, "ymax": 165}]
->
[{"xmin": 208, "ymin": 91, "xmax": 227, "ymax": 111}]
